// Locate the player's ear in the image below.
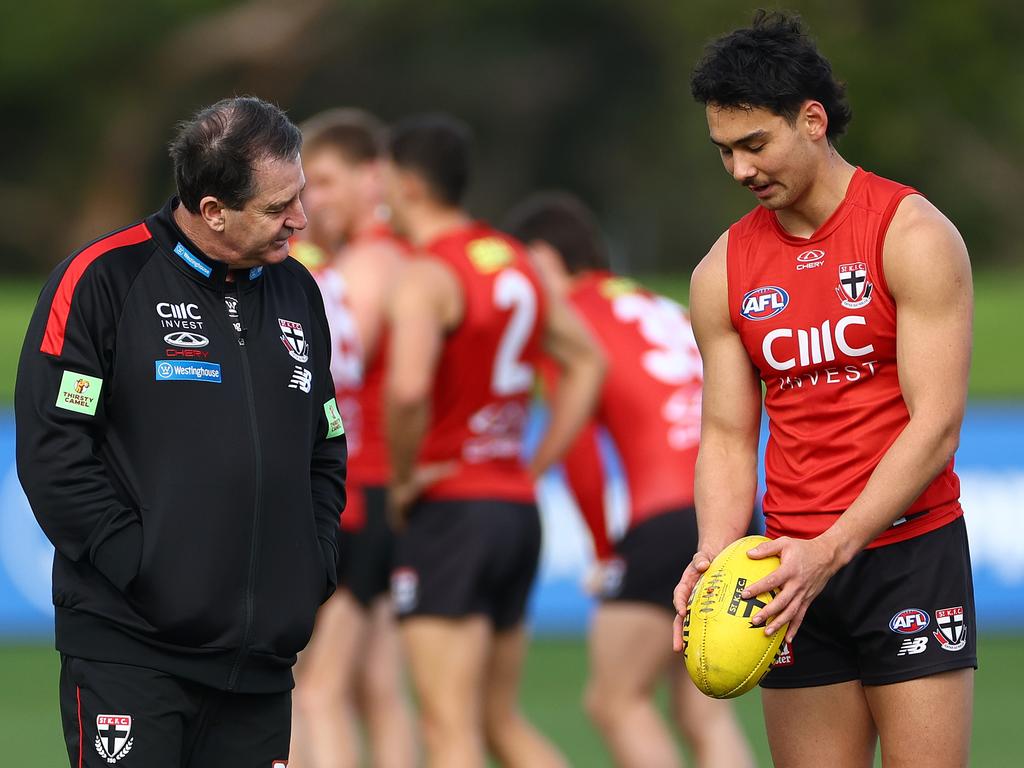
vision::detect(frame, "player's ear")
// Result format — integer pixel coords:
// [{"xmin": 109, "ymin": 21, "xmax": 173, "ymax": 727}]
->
[
  {"xmin": 802, "ymin": 100, "xmax": 829, "ymax": 142},
  {"xmin": 198, "ymin": 196, "xmax": 227, "ymax": 232}
]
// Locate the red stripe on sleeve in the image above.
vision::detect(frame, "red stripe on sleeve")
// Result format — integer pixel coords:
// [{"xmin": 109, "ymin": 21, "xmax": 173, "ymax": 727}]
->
[
  {"xmin": 40, "ymin": 222, "xmax": 152, "ymax": 356},
  {"xmin": 77, "ymin": 684, "xmax": 83, "ymax": 768}
]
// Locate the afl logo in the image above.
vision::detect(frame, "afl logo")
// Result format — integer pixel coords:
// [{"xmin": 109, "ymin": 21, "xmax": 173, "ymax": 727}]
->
[
  {"xmin": 889, "ymin": 608, "xmax": 930, "ymax": 634},
  {"xmin": 164, "ymin": 332, "xmax": 209, "ymax": 348},
  {"xmin": 796, "ymin": 249, "xmax": 825, "ymax": 271},
  {"xmin": 740, "ymin": 286, "xmax": 789, "ymax": 321}
]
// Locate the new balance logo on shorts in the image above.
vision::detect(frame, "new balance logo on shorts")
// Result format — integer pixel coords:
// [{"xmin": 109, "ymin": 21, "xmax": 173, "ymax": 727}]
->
[{"xmin": 897, "ymin": 636, "xmax": 929, "ymax": 656}]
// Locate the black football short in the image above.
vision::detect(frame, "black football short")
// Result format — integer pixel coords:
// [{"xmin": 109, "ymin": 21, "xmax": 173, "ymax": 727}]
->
[
  {"xmin": 599, "ymin": 507, "xmax": 699, "ymax": 613},
  {"xmin": 761, "ymin": 516, "xmax": 977, "ymax": 688},
  {"xmin": 336, "ymin": 485, "xmax": 395, "ymax": 608},
  {"xmin": 391, "ymin": 499, "xmax": 541, "ymax": 630},
  {"xmin": 59, "ymin": 655, "xmax": 290, "ymax": 767}
]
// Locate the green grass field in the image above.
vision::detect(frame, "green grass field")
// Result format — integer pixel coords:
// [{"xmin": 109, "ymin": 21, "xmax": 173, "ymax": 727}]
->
[{"xmin": 0, "ymin": 635, "xmax": 1018, "ymax": 765}]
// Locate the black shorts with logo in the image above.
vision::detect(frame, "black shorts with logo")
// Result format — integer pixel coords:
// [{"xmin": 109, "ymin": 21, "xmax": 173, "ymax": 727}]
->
[
  {"xmin": 761, "ymin": 516, "xmax": 977, "ymax": 688},
  {"xmin": 598, "ymin": 507, "xmax": 700, "ymax": 614},
  {"xmin": 391, "ymin": 498, "xmax": 541, "ymax": 630},
  {"xmin": 336, "ymin": 485, "xmax": 395, "ymax": 608},
  {"xmin": 59, "ymin": 655, "xmax": 290, "ymax": 767}
]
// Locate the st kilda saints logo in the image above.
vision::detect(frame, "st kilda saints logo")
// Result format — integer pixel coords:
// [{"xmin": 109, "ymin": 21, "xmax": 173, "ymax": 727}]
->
[
  {"xmin": 836, "ymin": 262, "xmax": 874, "ymax": 309},
  {"xmin": 278, "ymin": 318, "xmax": 309, "ymax": 363},
  {"xmin": 95, "ymin": 714, "xmax": 133, "ymax": 763},
  {"xmin": 933, "ymin": 606, "xmax": 967, "ymax": 652}
]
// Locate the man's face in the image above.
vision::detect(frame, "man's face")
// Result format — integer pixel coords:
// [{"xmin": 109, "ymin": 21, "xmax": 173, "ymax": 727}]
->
[
  {"xmin": 706, "ymin": 104, "xmax": 817, "ymax": 211},
  {"xmin": 220, "ymin": 155, "xmax": 307, "ymax": 267},
  {"xmin": 302, "ymin": 148, "xmax": 364, "ymax": 249}
]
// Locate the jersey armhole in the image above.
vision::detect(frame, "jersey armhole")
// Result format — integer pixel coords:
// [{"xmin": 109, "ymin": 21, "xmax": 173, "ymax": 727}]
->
[
  {"xmin": 724, "ymin": 225, "xmax": 743, "ymax": 334},
  {"xmin": 872, "ymin": 188, "xmax": 921, "ymax": 307}
]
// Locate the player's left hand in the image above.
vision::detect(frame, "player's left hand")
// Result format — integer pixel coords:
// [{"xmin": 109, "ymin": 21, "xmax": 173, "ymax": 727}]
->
[
  {"xmin": 741, "ymin": 536, "xmax": 841, "ymax": 644},
  {"xmin": 388, "ymin": 461, "xmax": 458, "ymax": 530}
]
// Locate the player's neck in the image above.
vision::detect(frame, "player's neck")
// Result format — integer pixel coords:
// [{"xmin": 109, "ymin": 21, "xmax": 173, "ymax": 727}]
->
[
  {"xmin": 774, "ymin": 152, "xmax": 857, "ymax": 239},
  {"xmin": 403, "ymin": 204, "xmax": 472, "ymax": 246},
  {"xmin": 346, "ymin": 200, "xmax": 388, "ymax": 242}
]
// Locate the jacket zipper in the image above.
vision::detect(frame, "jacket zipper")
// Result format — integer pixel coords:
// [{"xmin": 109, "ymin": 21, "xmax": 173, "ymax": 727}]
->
[{"xmin": 226, "ymin": 287, "xmax": 263, "ymax": 691}]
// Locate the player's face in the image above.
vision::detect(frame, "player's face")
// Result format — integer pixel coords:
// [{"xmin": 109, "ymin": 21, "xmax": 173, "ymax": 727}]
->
[
  {"xmin": 706, "ymin": 104, "xmax": 817, "ymax": 211},
  {"xmin": 302, "ymin": 148, "xmax": 362, "ymax": 248},
  {"xmin": 221, "ymin": 155, "xmax": 307, "ymax": 267}
]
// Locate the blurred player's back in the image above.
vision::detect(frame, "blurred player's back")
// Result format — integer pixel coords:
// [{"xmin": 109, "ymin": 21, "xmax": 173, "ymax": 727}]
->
[{"xmin": 417, "ymin": 226, "xmax": 546, "ymax": 501}]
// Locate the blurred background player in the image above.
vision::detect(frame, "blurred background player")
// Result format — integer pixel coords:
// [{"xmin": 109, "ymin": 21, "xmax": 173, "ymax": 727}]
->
[
  {"xmin": 383, "ymin": 114, "xmax": 605, "ymax": 768},
  {"xmin": 672, "ymin": 12, "xmax": 975, "ymax": 768},
  {"xmin": 506, "ymin": 192, "xmax": 754, "ymax": 768},
  {"xmin": 290, "ymin": 109, "xmax": 416, "ymax": 768}
]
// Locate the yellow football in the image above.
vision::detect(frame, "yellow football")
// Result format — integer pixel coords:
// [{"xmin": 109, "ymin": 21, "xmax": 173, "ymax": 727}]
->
[{"xmin": 683, "ymin": 535, "xmax": 788, "ymax": 698}]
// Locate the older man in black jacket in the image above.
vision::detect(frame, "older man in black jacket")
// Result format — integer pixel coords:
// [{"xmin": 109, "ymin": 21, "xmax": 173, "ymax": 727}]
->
[{"xmin": 16, "ymin": 96, "xmax": 346, "ymax": 767}]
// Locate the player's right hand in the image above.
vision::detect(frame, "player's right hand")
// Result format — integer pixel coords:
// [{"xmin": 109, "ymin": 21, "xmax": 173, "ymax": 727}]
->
[
  {"xmin": 671, "ymin": 550, "xmax": 715, "ymax": 652},
  {"xmin": 388, "ymin": 461, "xmax": 458, "ymax": 531}
]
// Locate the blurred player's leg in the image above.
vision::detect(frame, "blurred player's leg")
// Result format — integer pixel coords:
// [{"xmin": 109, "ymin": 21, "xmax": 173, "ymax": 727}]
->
[
  {"xmin": 762, "ymin": 683, "xmax": 877, "ymax": 768},
  {"xmin": 864, "ymin": 669, "xmax": 973, "ymax": 768},
  {"xmin": 584, "ymin": 604, "xmax": 679, "ymax": 768},
  {"xmin": 402, "ymin": 616, "xmax": 490, "ymax": 768},
  {"xmin": 357, "ymin": 595, "xmax": 418, "ymax": 768},
  {"xmin": 290, "ymin": 590, "xmax": 366, "ymax": 768},
  {"xmin": 668, "ymin": 653, "xmax": 754, "ymax": 768},
  {"xmin": 483, "ymin": 624, "xmax": 568, "ymax": 768}
]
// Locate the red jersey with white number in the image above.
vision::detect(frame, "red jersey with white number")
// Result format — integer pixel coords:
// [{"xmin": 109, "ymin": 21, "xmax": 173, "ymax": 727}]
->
[
  {"xmin": 728, "ymin": 167, "xmax": 962, "ymax": 548},
  {"xmin": 548, "ymin": 273, "xmax": 702, "ymax": 558},
  {"xmin": 419, "ymin": 223, "xmax": 546, "ymax": 502}
]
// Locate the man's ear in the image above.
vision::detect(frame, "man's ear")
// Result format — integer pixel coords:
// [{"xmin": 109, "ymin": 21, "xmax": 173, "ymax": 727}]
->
[
  {"xmin": 802, "ymin": 100, "xmax": 829, "ymax": 142},
  {"xmin": 198, "ymin": 196, "xmax": 227, "ymax": 232}
]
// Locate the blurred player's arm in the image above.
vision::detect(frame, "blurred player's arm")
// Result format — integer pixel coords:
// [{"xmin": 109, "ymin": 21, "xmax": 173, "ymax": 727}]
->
[
  {"xmin": 673, "ymin": 232, "xmax": 762, "ymax": 649},
  {"xmin": 562, "ymin": 421, "xmax": 615, "ymax": 564},
  {"xmin": 385, "ymin": 258, "xmax": 460, "ymax": 519},
  {"xmin": 337, "ymin": 241, "xmax": 400, "ymax": 360},
  {"xmin": 15, "ymin": 266, "xmax": 143, "ymax": 592},
  {"xmin": 745, "ymin": 195, "xmax": 973, "ymax": 642},
  {"xmin": 530, "ymin": 292, "xmax": 606, "ymax": 478}
]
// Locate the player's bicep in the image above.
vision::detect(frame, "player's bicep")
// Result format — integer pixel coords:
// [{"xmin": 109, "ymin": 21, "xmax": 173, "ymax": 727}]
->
[
  {"xmin": 885, "ymin": 197, "xmax": 972, "ymax": 428},
  {"xmin": 386, "ymin": 260, "xmax": 449, "ymax": 404},
  {"xmin": 690, "ymin": 236, "xmax": 761, "ymax": 445}
]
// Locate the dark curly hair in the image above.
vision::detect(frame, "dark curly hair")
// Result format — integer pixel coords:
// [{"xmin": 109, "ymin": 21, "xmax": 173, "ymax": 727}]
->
[{"xmin": 690, "ymin": 10, "xmax": 852, "ymax": 141}]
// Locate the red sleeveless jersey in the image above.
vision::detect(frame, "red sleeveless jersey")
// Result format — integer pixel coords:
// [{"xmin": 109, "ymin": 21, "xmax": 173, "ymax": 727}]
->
[
  {"xmin": 418, "ymin": 223, "xmax": 546, "ymax": 503},
  {"xmin": 727, "ymin": 168, "xmax": 962, "ymax": 547},
  {"xmin": 553, "ymin": 273, "xmax": 702, "ymax": 555}
]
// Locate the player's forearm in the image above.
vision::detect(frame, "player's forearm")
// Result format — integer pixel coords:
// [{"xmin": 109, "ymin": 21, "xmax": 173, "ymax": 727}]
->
[
  {"xmin": 694, "ymin": 431, "xmax": 759, "ymax": 554},
  {"xmin": 529, "ymin": 351, "xmax": 604, "ymax": 477},
  {"xmin": 386, "ymin": 396, "xmax": 429, "ymax": 485},
  {"xmin": 819, "ymin": 412, "xmax": 962, "ymax": 566}
]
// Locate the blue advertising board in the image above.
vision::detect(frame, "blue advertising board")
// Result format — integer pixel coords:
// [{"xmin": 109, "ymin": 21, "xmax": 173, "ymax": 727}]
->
[{"xmin": 1, "ymin": 404, "xmax": 1022, "ymax": 639}]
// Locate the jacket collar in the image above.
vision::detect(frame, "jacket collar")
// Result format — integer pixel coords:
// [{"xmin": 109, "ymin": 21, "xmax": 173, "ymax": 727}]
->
[{"xmin": 146, "ymin": 197, "xmax": 266, "ymax": 290}]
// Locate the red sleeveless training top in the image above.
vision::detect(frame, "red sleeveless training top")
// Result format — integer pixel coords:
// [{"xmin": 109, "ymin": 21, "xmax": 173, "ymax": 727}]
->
[
  {"xmin": 418, "ymin": 223, "xmax": 546, "ymax": 503},
  {"xmin": 568, "ymin": 272, "xmax": 701, "ymax": 522},
  {"xmin": 727, "ymin": 168, "xmax": 962, "ymax": 548}
]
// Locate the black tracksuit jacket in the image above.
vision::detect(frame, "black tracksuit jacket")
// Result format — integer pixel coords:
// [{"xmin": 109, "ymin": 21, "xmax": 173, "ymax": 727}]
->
[{"xmin": 15, "ymin": 198, "xmax": 346, "ymax": 693}]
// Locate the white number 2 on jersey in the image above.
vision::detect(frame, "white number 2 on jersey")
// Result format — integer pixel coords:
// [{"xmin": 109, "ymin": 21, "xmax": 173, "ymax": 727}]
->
[{"xmin": 492, "ymin": 269, "xmax": 538, "ymax": 396}]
